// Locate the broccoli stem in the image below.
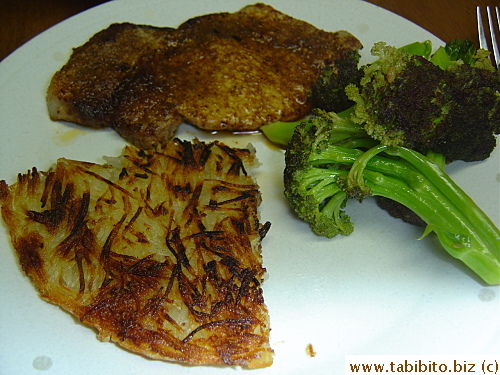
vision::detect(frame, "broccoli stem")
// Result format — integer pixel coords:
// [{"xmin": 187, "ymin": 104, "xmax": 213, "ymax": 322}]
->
[
  {"xmin": 302, "ymin": 141, "xmax": 499, "ymax": 284},
  {"xmin": 399, "ymin": 40, "xmax": 433, "ymax": 58},
  {"xmin": 261, "ymin": 120, "xmax": 303, "ymax": 147},
  {"xmin": 337, "ymin": 145, "xmax": 499, "ymax": 284},
  {"xmin": 261, "ymin": 107, "xmax": 359, "ymax": 147}
]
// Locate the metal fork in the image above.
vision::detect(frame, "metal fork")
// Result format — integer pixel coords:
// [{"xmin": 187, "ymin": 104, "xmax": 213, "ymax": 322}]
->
[{"xmin": 477, "ymin": 6, "xmax": 500, "ymax": 68}]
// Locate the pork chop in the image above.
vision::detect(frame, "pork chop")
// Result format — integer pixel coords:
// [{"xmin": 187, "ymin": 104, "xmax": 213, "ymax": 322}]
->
[{"xmin": 47, "ymin": 3, "xmax": 362, "ymax": 148}]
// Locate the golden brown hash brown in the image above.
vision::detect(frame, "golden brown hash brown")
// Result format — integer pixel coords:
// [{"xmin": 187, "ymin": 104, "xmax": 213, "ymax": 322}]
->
[{"xmin": 0, "ymin": 139, "xmax": 273, "ymax": 368}]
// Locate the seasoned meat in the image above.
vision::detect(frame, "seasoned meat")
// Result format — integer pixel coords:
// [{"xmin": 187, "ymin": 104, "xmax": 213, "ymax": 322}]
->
[
  {"xmin": 0, "ymin": 139, "xmax": 273, "ymax": 368},
  {"xmin": 47, "ymin": 3, "xmax": 362, "ymax": 148}
]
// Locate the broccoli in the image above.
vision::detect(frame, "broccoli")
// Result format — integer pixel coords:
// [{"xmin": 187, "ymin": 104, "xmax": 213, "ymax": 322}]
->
[
  {"xmin": 283, "ymin": 108, "xmax": 376, "ymax": 237},
  {"xmin": 262, "ymin": 40, "xmax": 500, "ymax": 283},
  {"xmin": 430, "ymin": 39, "xmax": 478, "ymax": 69},
  {"xmin": 307, "ymin": 41, "xmax": 435, "ymax": 113},
  {"xmin": 265, "ymin": 39, "xmax": 499, "ymax": 162},
  {"xmin": 283, "ymin": 110, "xmax": 500, "ymax": 285},
  {"xmin": 347, "ymin": 41, "xmax": 500, "ymax": 163},
  {"xmin": 309, "ymin": 50, "xmax": 364, "ymax": 113}
]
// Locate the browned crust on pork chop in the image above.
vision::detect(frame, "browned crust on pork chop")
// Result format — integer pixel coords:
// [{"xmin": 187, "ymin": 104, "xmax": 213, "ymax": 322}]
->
[
  {"xmin": 0, "ymin": 139, "xmax": 273, "ymax": 368},
  {"xmin": 47, "ymin": 3, "xmax": 362, "ymax": 148}
]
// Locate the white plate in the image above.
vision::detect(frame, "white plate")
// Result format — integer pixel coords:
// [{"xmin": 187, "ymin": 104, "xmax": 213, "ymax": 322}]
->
[{"xmin": 0, "ymin": 0, "xmax": 498, "ymax": 374}]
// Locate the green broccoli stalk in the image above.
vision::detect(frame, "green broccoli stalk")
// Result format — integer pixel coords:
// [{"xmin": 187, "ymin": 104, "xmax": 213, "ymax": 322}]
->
[
  {"xmin": 262, "ymin": 107, "xmax": 357, "ymax": 147},
  {"xmin": 399, "ymin": 40, "xmax": 433, "ymax": 58},
  {"xmin": 284, "ymin": 112, "xmax": 500, "ymax": 285}
]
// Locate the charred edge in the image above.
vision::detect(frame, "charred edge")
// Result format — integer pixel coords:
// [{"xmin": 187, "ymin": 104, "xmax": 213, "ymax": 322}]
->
[
  {"xmin": 80, "ymin": 295, "xmax": 111, "ymax": 322},
  {"xmin": 126, "ymin": 254, "xmax": 154, "ymax": 274},
  {"xmin": 179, "ymin": 140, "xmax": 198, "ymax": 168},
  {"xmin": 235, "ymin": 268, "xmax": 258, "ymax": 305},
  {"xmin": 150, "ymin": 202, "xmax": 168, "ymax": 217},
  {"xmin": 31, "ymin": 180, "xmax": 74, "ymax": 228},
  {"xmin": 15, "ymin": 167, "xmax": 41, "ymax": 199},
  {"xmin": 188, "ymin": 230, "xmax": 225, "ymax": 240},
  {"xmin": 74, "ymin": 246, "xmax": 86, "ymax": 293},
  {"xmin": 206, "ymin": 179, "xmax": 258, "ymax": 189},
  {"xmin": 259, "ymin": 221, "xmax": 271, "ymax": 240},
  {"xmin": 55, "ymin": 192, "xmax": 91, "ymax": 258},
  {"xmin": 134, "ymin": 173, "xmax": 148, "ymax": 179},
  {"xmin": 215, "ymin": 143, "xmax": 248, "ymax": 176},
  {"xmin": 123, "ymin": 206, "xmax": 143, "ymax": 233},
  {"xmin": 164, "ymin": 263, "xmax": 181, "ymax": 301},
  {"xmin": 16, "ymin": 233, "xmax": 45, "ymax": 279},
  {"xmin": 177, "ymin": 269, "xmax": 203, "ymax": 313},
  {"xmin": 166, "ymin": 227, "xmax": 191, "ymax": 269},
  {"xmin": 166, "ymin": 140, "xmax": 213, "ymax": 168},
  {"xmin": 198, "ymin": 142, "xmax": 213, "ymax": 167},
  {"xmin": 119, "ymin": 168, "xmax": 129, "ymax": 180},
  {"xmin": 231, "ymin": 218, "xmax": 245, "ymax": 236},
  {"xmin": 128, "ymin": 255, "xmax": 166, "ymax": 279},
  {"xmin": 15, "ymin": 167, "xmax": 39, "ymax": 197},
  {"xmin": 100, "ymin": 213, "xmax": 128, "ymax": 268},
  {"xmin": 172, "ymin": 183, "xmax": 193, "ymax": 195},
  {"xmin": 209, "ymin": 189, "xmax": 258, "ymax": 208},
  {"xmin": 184, "ymin": 182, "xmax": 202, "ymax": 226},
  {"xmin": 143, "ymin": 287, "xmax": 182, "ymax": 330},
  {"xmin": 203, "ymin": 260, "xmax": 219, "ymax": 286},
  {"xmin": 201, "ymin": 242, "xmax": 240, "ymax": 269},
  {"xmin": 40, "ymin": 170, "xmax": 55, "ymax": 208},
  {"xmin": 181, "ymin": 318, "xmax": 252, "ymax": 343},
  {"xmin": 124, "ymin": 152, "xmax": 154, "ymax": 174},
  {"xmin": 0, "ymin": 179, "xmax": 8, "ymax": 201},
  {"xmin": 84, "ymin": 170, "xmax": 135, "ymax": 198}
]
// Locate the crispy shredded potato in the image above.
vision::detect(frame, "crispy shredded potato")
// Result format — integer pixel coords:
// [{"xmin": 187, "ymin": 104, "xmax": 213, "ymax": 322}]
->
[{"xmin": 0, "ymin": 139, "xmax": 273, "ymax": 368}]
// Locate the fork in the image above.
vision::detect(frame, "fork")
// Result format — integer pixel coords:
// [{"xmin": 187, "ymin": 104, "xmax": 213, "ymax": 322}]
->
[{"xmin": 477, "ymin": 6, "xmax": 500, "ymax": 68}]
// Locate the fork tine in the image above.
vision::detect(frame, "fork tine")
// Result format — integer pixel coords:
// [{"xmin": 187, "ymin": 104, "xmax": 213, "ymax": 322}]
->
[
  {"xmin": 477, "ymin": 6, "xmax": 500, "ymax": 69},
  {"xmin": 495, "ymin": 6, "xmax": 500, "ymax": 65},
  {"xmin": 477, "ymin": 6, "xmax": 488, "ymax": 50},
  {"xmin": 486, "ymin": 6, "xmax": 500, "ymax": 68}
]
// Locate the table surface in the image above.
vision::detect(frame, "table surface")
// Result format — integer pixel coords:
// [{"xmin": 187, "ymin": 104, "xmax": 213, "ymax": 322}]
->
[{"xmin": 1, "ymin": 0, "xmax": 500, "ymax": 62}]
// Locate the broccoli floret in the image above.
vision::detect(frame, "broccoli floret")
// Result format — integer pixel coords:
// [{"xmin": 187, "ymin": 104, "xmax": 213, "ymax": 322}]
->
[
  {"xmin": 283, "ymin": 109, "xmax": 376, "ymax": 237},
  {"xmin": 347, "ymin": 41, "xmax": 500, "ymax": 163},
  {"xmin": 308, "ymin": 41, "xmax": 433, "ymax": 115},
  {"xmin": 309, "ymin": 50, "xmax": 363, "ymax": 112},
  {"xmin": 430, "ymin": 39, "xmax": 490, "ymax": 69},
  {"xmin": 284, "ymin": 112, "xmax": 500, "ymax": 285}
]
